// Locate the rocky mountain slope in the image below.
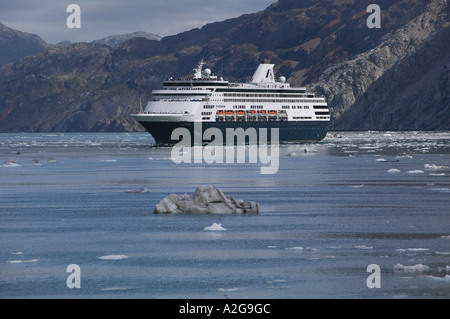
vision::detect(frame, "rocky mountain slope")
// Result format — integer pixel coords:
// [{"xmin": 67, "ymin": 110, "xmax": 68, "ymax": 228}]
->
[
  {"xmin": 0, "ymin": 22, "xmax": 47, "ymax": 68},
  {"xmin": 309, "ymin": 0, "xmax": 450, "ymax": 129},
  {"xmin": 0, "ymin": 0, "xmax": 448, "ymax": 132}
]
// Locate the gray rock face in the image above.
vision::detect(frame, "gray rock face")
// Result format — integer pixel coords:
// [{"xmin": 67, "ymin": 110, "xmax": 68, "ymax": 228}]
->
[
  {"xmin": 153, "ymin": 186, "xmax": 259, "ymax": 215},
  {"xmin": 308, "ymin": 0, "xmax": 450, "ymax": 130}
]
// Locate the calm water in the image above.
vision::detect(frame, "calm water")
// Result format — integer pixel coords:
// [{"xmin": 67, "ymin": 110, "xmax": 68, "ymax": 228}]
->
[{"xmin": 0, "ymin": 131, "xmax": 449, "ymax": 299}]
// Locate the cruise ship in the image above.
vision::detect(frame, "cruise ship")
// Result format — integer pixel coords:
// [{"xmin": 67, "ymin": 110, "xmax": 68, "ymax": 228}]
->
[{"xmin": 132, "ymin": 60, "xmax": 330, "ymax": 145}]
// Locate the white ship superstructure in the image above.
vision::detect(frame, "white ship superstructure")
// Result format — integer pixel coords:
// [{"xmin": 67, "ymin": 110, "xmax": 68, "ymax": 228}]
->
[{"xmin": 132, "ymin": 60, "xmax": 330, "ymax": 145}]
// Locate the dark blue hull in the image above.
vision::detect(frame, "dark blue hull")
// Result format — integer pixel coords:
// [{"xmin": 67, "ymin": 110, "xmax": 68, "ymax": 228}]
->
[{"xmin": 137, "ymin": 120, "xmax": 329, "ymax": 145}]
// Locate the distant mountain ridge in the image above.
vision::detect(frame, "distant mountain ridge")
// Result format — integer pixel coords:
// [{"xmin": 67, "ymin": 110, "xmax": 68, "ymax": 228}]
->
[
  {"xmin": 92, "ymin": 32, "xmax": 162, "ymax": 48},
  {"xmin": 0, "ymin": 23, "xmax": 162, "ymax": 63},
  {"xmin": 0, "ymin": 0, "xmax": 448, "ymax": 132},
  {"xmin": 0, "ymin": 22, "xmax": 47, "ymax": 68}
]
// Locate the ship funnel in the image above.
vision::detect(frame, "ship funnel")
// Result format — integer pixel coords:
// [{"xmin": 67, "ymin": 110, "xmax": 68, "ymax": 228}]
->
[{"xmin": 251, "ymin": 63, "xmax": 275, "ymax": 84}]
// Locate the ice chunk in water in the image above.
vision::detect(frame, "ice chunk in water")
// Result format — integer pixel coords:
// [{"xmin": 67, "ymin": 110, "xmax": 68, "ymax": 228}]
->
[
  {"xmin": 393, "ymin": 264, "xmax": 430, "ymax": 271},
  {"xmin": 355, "ymin": 245, "xmax": 373, "ymax": 249},
  {"xmin": 407, "ymin": 170, "xmax": 424, "ymax": 174},
  {"xmin": 424, "ymin": 164, "xmax": 450, "ymax": 171},
  {"xmin": 204, "ymin": 223, "xmax": 227, "ymax": 231},
  {"xmin": 98, "ymin": 255, "xmax": 129, "ymax": 260}
]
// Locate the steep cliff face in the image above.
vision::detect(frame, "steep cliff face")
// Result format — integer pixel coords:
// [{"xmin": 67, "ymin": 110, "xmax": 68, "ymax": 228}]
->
[
  {"xmin": 308, "ymin": 0, "xmax": 450, "ymax": 129},
  {"xmin": 0, "ymin": 0, "xmax": 449, "ymax": 132}
]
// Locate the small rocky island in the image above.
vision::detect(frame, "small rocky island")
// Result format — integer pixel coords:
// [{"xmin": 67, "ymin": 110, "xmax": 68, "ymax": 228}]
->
[{"xmin": 153, "ymin": 186, "xmax": 259, "ymax": 215}]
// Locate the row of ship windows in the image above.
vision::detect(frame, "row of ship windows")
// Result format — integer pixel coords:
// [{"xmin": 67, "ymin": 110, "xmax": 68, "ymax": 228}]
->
[
  {"xmin": 292, "ymin": 116, "xmax": 330, "ymax": 120},
  {"xmin": 204, "ymin": 105, "xmax": 316, "ymax": 110},
  {"xmin": 222, "ymin": 93, "xmax": 314, "ymax": 98},
  {"xmin": 282, "ymin": 105, "xmax": 310, "ymax": 109},
  {"xmin": 223, "ymin": 99, "xmax": 325, "ymax": 103}
]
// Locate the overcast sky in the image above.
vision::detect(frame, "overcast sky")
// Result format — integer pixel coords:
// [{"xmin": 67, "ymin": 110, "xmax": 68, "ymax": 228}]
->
[{"xmin": 0, "ymin": 0, "xmax": 276, "ymax": 44}]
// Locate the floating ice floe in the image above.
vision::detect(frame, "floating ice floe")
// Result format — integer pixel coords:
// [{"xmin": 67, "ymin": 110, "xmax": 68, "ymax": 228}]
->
[
  {"xmin": 407, "ymin": 170, "xmax": 425, "ymax": 174},
  {"xmin": 396, "ymin": 248, "xmax": 429, "ymax": 253},
  {"xmin": 3, "ymin": 161, "xmax": 20, "ymax": 167},
  {"xmin": 285, "ymin": 246, "xmax": 304, "ymax": 251},
  {"xmin": 98, "ymin": 255, "xmax": 129, "ymax": 260},
  {"xmin": 438, "ymin": 265, "xmax": 450, "ymax": 272},
  {"xmin": 376, "ymin": 158, "xmax": 387, "ymax": 162},
  {"xmin": 424, "ymin": 164, "xmax": 450, "ymax": 171},
  {"xmin": 440, "ymin": 235, "xmax": 450, "ymax": 239},
  {"xmin": 204, "ymin": 223, "xmax": 227, "ymax": 231},
  {"xmin": 355, "ymin": 245, "xmax": 373, "ymax": 250},
  {"xmin": 7, "ymin": 259, "xmax": 38, "ymax": 264},
  {"xmin": 153, "ymin": 186, "xmax": 259, "ymax": 215},
  {"xmin": 396, "ymin": 155, "xmax": 413, "ymax": 159},
  {"xmin": 218, "ymin": 287, "xmax": 239, "ymax": 292},
  {"xmin": 430, "ymin": 187, "xmax": 450, "ymax": 192},
  {"xmin": 288, "ymin": 149, "xmax": 317, "ymax": 156},
  {"xmin": 394, "ymin": 264, "xmax": 430, "ymax": 272},
  {"xmin": 125, "ymin": 188, "xmax": 151, "ymax": 193},
  {"xmin": 387, "ymin": 168, "xmax": 401, "ymax": 173},
  {"xmin": 424, "ymin": 274, "xmax": 450, "ymax": 281}
]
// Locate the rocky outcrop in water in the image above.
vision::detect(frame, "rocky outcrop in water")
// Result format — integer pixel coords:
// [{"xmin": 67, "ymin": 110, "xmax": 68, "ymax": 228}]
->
[{"xmin": 153, "ymin": 186, "xmax": 260, "ymax": 215}]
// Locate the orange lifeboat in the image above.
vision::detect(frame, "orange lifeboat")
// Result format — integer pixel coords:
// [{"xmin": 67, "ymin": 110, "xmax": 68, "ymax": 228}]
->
[
  {"xmin": 217, "ymin": 111, "xmax": 224, "ymax": 116},
  {"xmin": 269, "ymin": 111, "xmax": 276, "ymax": 115},
  {"xmin": 259, "ymin": 110, "xmax": 267, "ymax": 115},
  {"xmin": 226, "ymin": 111, "xmax": 234, "ymax": 116},
  {"xmin": 236, "ymin": 111, "xmax": 245, "ymax": 116},
  {"xmin": 249, "ymin": 110, "xmax": 256, "ymax": 114}
]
